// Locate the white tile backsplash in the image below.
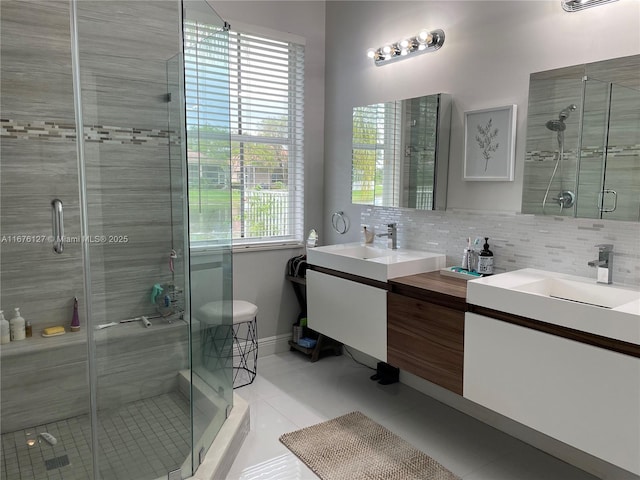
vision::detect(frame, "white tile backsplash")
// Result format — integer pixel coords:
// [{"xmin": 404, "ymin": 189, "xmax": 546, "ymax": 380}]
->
[{"xmin": 362, "ymin": 207, "xmax": 640, "ymax": 287}]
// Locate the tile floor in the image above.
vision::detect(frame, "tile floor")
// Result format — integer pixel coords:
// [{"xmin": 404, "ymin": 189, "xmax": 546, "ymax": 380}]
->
[
  {"xmin": 1, "ymin": 392, "xmax": 190, "ymax": 480},
  {"xmin": 227, "ymin": 351, "xmax": 599, "ymax": 480}
]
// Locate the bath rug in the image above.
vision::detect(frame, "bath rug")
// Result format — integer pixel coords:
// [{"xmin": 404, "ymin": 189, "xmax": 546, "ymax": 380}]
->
[{"xmin": 279, "ymin": 411, "xmax": 461, "ymax": 480}]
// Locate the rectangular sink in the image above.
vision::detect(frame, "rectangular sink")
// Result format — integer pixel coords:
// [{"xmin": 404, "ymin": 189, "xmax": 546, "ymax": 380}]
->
[
  {"xmin": 307, "ymin": 243, "xmax": 446, "ymax": 282},
  {"xmin": 512, "ymin": 277, "xmax": 640, "ymax": 309},
  {"xmin": 330, "ymin": 245, "xmax": 391, "ymax": 260},
  {"xmin": 467, "ymin": 268, "xmax": 640, "ymax": 345}
]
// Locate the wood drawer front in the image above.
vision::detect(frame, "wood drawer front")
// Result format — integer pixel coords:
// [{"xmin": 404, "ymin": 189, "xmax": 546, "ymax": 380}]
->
[{"xmin": 387, "ymin": 292, "xmax": 464, "ymax": 395}]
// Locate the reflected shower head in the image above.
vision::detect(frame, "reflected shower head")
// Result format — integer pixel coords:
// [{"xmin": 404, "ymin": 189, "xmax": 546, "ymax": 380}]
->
[
  {"xmin": 546, "ymin": 119, "xmax": 566, "ymax": 131},
  {"xmin": 558, "ymin": 104, "xmax": 577, "ymax": 120}
]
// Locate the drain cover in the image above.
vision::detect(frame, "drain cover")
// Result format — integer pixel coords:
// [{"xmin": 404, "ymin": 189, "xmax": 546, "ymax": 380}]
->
[{"xmin": 45, "ymin": 455, "xmax": 70, "ymax": 470}]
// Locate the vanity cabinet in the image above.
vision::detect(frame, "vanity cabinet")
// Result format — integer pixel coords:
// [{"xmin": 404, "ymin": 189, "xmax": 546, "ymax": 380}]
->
[
  {"xmin": 464, "ymin": 312, "xmax": 640, "ymax": 475},
  {"xmin": 307, "ymin": 269, "xmax": 388, "ymax": 361},
  {"xmin": 387, "ymin": 272, "xmax": 467, "ymax": 395}
]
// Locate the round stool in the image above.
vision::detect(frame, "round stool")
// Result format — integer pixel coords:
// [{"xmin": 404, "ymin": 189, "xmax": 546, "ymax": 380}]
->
[{"xmin": 198, "ymin": 300, "xmax": 258, "ymax": 388}]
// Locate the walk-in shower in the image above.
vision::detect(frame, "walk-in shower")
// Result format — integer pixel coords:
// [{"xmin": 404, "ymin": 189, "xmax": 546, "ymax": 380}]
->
[
  {"xmin": 1, "ymin": 1, "xmax": 234, "ymax": 479},
  {"xmin": 542, "ymin": 104, "xmax": 577, "ymax": 213}
]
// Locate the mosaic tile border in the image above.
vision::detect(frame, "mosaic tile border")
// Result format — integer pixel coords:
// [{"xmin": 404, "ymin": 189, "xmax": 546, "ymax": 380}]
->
[
  {"xmin": 526, "ymin": 145, "xmax": 640, "ymax": 162},
  {"xmin": 0, "ymin": 119, "xmax": 179, "ymax": 145}
]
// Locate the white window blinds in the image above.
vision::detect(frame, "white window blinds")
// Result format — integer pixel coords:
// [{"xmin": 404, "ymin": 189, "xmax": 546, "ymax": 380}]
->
[
  {"xmin": 229, "ymin": 30, "xmax": 305, "ymax": 246},
  {"xmin": 185, "ymin": 23, "xmax": 305, "ymax": 247}
]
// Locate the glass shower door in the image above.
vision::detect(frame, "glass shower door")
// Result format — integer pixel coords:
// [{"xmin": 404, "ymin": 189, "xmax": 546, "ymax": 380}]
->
[
  {"xmin": 600, "ymin": 83, "xmax": 640, "ymax": 221},
  {"xmin": 576, "ymin": 79, "xmax": 640, "ymax": 220},
  {"xmin": 75, "ymin": 1, "xmax": 193, "ymax": 479},
  {"xmin": 576, "ymin": 78, "xmax": 611, "ymax": 219},
  {"xmin": 182, "ymin": 2, "xmax": 234, "ymax": 474},
  {"xmin": 0, "ymin": 1, "xmax": 94, "ymax": 479}
]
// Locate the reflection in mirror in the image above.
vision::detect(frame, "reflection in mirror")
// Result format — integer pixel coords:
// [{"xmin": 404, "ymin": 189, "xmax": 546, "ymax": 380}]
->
[
  {"xmin": 523, "ymin": 54, "xmax": 640, "ymax": 221},
  {"xmin": 306, "ymin": 228, "xmax": 318, "ymax": 248},
  {"xmin": 351, "ymin": 94, "xmax": 451, "ymax": 210}
]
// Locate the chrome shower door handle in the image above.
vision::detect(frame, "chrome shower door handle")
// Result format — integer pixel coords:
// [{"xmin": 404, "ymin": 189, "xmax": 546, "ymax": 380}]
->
[
  {"xmin": 51, "ymin": 199, "xmax": 64, "ymax": 254},
  {"xmin": 597, "ymin": 189, "xmax": 617, "ymax": 213}
]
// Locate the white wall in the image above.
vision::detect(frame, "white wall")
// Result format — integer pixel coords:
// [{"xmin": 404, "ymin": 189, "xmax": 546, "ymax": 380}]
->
[
  {"xmin": 209, "ymin": 1, "xmax": 325, "ymax": 339},
  {"xmin": 324, "ymin": 0, "xmax": 640, "ymax": 244},
  {"xmin": 232, "ymin": 248, "xmax": 303, "ymax": 338}
]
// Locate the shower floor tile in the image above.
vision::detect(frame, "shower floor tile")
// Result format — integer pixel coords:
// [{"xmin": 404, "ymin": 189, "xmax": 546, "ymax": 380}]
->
[{"xmin": 0, "ymin": 391, "xmax": 190, "ymax": 480}]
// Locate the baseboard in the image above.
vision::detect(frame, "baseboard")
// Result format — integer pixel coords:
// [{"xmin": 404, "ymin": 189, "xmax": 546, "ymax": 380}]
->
[{"xmin": 257, "ymin": 333, "xmax": 291, "ymax": 357}]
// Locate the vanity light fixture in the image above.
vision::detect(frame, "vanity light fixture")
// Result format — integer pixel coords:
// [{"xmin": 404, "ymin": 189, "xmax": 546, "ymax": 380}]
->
[
  {"xmin": 561, "ymin": 0, "xmax": 618, "ymax": 12},
  {"xmin": 367, "ymin": 28, "xmax": 445, "ymax": 66}
]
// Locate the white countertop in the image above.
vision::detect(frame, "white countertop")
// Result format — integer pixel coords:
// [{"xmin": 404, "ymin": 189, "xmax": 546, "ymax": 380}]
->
[
  {"xmin": 467, "ymin": 268, "xmax": 640, "ymax": 346},
  {"xmin": 307, "ymin": 242, "xmax": 446, "ymax": 282}
]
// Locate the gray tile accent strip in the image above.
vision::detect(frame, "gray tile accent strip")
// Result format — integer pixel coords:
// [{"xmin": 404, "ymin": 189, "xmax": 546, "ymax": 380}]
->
[
  {"xmin": 0, "ymin": 119, "xmax": 179, "ymax": 145},
  {"xmin": 526, "ymin": 144, "xmax": 640, "ymax": 162}
]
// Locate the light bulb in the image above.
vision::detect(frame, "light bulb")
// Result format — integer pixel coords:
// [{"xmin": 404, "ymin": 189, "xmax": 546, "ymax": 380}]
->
[
  {"xmin": 400, "ymin": 39, "xmax": 409, "ymax": 49},
  {"xmin": 382, "ymin": 45, "xmax": 391, "ymax": 54},
  {"xmin": 366, "ymin": 48, "xmax": 376, "ymax": 59},
  {"xmin": 418, "ymin": 30, "xmax": 434, "ymax": 45}
]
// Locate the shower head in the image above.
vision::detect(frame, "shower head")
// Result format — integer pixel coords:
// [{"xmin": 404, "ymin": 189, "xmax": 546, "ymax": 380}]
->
[
  {"xmin": 558, "ymin": 104, "xmax": 577, "ymax": 120},
  {"xmin": 546, "ymin": 104, "xmax": 577, "ymax": 131},
  {"xmin": 546, "ymin": 119, "xmax": 567, "ymax": 131}
]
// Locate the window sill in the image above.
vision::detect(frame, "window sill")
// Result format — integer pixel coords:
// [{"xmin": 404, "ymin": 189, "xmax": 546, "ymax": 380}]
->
[
  {"xmin": 189, "ymin": 241, "xmax": 304, "ymax": 257},
  {"xmin": 232, "ymin": 241, "xmax": 304, "ymax": 254}
]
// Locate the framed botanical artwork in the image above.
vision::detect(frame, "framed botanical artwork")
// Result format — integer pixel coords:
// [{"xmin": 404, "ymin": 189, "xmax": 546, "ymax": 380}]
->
[{"xmin": 463, "ymin": 105, "xmax": 517, "ymax": 181}]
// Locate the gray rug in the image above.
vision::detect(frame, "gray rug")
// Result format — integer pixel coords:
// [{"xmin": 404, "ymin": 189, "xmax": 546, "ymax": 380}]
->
[{"xmin": 279, "ymin": 411, "xmax": 461, "ymax": 480}]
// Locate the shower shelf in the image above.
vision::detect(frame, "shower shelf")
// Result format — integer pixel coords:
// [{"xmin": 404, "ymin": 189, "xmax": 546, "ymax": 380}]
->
[
  {"xmin": 0, "ymin": 330, "xmax": 85, "ymax": 358},
  {"xmin": 0, "ymin": 318, "xmax": 186, "ymax": 359}
]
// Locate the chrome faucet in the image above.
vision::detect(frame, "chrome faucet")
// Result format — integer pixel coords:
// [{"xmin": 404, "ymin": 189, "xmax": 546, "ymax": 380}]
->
[
  {"xmin": 376, "ymin": 223, "xmax": 397, "ymax": 250},
  {"xmin": 588, "ymin": 244, "xmax": 614, "ymax": 284}
]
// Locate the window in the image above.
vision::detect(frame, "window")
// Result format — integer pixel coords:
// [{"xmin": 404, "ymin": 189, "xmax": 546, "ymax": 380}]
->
[{"xmin": 184, "ymin": 22, "xmax": 305, "ymax": 248}]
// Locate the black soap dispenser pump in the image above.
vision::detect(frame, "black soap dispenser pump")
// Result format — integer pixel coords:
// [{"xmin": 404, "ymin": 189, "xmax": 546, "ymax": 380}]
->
[{"xmin": 477, "ymin": 237, "xmax": 494, "ymax": 275}]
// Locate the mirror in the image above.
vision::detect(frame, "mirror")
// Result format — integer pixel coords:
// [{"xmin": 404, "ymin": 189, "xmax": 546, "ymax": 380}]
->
[
  {"xmin": 351, "ymin": 93, "xmax": 451, "ymax": 210},
  {"xmin": 522, "ymin": 54, "xmax": 640, "ymax": 221}
]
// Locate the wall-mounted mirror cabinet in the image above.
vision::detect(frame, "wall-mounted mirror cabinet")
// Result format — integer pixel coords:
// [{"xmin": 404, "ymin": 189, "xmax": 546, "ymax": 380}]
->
[
  {"xmin": 523, "ymin": 54, "xmax": 640, "ymax": 222},
  {"xmin": 351, "ymin": 93, "xmax": 451, "ymax": 210}
]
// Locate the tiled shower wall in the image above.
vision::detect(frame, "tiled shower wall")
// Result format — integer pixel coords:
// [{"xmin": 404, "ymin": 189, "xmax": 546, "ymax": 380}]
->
[
  {"xmin": 1, "ymin": 0, "xmax": 182, "ymax": 331},
  {"xmin": 1, "ymin": 0, "xmax": 187, "ymax": 431},
  {"xmin": 363, "ymin": 207, "xmax": 640, "ymax": 288},
  {"xmin": 1, "ymin": 0, "xmax": 85, "ymax": 336}
]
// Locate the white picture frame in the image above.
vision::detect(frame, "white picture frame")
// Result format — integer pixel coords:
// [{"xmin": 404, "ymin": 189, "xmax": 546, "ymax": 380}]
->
[{"xmin": 463, "ymin": 105, "xmax": 517, "ymax": 181}]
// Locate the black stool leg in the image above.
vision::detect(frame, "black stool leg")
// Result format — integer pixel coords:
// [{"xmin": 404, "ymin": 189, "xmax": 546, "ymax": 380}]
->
[{"xmin": 232, "ymin": 316, "xmax": 258, "ymax": 388}]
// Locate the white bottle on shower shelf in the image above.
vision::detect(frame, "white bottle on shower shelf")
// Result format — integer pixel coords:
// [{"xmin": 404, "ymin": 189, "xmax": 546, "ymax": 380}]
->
[
  {"xmin": 10, "ymin": 307, "xmax": 26, "ymax": 341},
  {"xmin": 0, "ymin": 310, "xmax": 10, "ymax": 344}
]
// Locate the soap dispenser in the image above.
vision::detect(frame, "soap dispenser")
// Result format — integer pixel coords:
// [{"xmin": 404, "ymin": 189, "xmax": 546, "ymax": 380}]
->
[
  {"xmin": 476, "ymin": 237, "xmax": 494, "ymax": 275},
  {"xmin": 10, "ymin": 308, "xmax": 26, "ymax": 341},
  {"xmin": 0, "ymin": 310, "xmax": 10, "ymax": 344}
]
